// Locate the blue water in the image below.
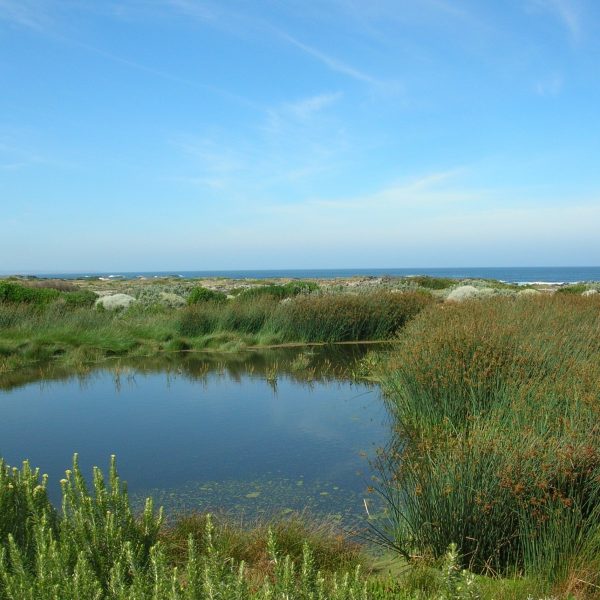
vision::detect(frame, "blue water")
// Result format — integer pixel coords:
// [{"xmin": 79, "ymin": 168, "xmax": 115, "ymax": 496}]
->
[
  {"xmin": 18, "ymin": 266, "xmax": 600, "ymax": 283},
  {"xmin": 0, "ymin": 351, "xmax": 387, "ymax": 522}
]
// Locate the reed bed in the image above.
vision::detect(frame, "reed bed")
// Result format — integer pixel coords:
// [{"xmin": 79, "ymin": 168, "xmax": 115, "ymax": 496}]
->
[
  {"xmin": 179, "ymin": 292, "xmax": 432, "ymax": 343},
  {"xmin": 373, "ymin": 295, "xmax": 600, "ymax": 593}
]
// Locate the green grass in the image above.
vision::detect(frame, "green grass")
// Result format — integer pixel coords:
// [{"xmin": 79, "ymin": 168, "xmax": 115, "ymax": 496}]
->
[
  {"xmin": 0, "ymin": 290, "xmax": 433, "ymax": 372},
  {"xmin": 370, "ymin": 294, "xmax": 600, "ymax": 596}
]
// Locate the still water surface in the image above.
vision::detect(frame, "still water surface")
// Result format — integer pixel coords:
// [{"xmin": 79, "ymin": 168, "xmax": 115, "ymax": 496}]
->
[{"xmin": 0, "ymin": 347, "xmax": 389, "ymax": 524}]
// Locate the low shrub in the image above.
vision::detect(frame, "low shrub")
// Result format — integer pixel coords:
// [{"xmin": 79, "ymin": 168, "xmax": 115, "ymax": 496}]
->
[
  {"xmin": 407, "ymin": 276, "xmax": 455, "ymax": 290},
  {"xmin": 23, "ymin": 279, "xmax": 78, "ymax": 292},
  {"xmin": 0, "ymin": 282, "xmax": 96, "ymax": 308},
  {"xmin": 0, "ymin": 455, "xmax": 372, "ymax": 599},
  {"xmin": 556, "ymin": 283, "xmax": 589, "ymax": 295},
  {"xmin": 188, "ymin": 286, "xmax": 227, "ymax": 304},
  {"xmin": 0, "ymin": 282, "xmax": 60, "ymax": 305},
  {"xmin": 61, "ymin": 290, "xmax": 98, "ymax": 307},
  {"xmin": 236, "ymin": 281, "xmax": 318, "ymax": 301}
]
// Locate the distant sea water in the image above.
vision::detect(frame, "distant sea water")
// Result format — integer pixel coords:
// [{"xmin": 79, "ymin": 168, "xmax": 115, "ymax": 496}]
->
[{"xmin": 20, "ymin": 266, "xmax": 600, "ymax": 284}]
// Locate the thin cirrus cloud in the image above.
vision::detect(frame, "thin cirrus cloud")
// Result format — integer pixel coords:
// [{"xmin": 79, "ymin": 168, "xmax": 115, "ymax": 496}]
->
[
  {"xmin": 534, "ymin": 73, "xmax": 564, "ymax": 96},
  {"xmin": 0, "ymin": 0, "xmax": 52, "ymax": 30},
  {"xmin": 530, "ymin": 0, "xmax": 583, "ymax": 39},
  {"xmin": 169, "ymin": 91, "xmax": 347, "ymax": 193},
  {"xmin": 276, "ymin": 32, "xmax": 383, "ymax": 86}
]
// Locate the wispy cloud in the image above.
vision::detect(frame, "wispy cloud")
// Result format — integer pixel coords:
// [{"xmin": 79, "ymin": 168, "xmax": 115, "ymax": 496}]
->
[
  {"xmin": 284, "ymin": 93, "xmax": 343, "ymax": 119},
  {"xmin": 0, "ymin": 0, "xmax": 53, "ymax": 30},
  {"xmin": 72, "ymin": 39, "xmax": 260, "ymax": 109},
  {"xmin": 262, "ymin": 168, "xmax": 473, "ymax": 218},
  {"xmin": 534, "ymin": 73, "xmax": 564, "ymax": 96},
  {"xmin": 0, "ymin": 135, "xmax": 71, "ymax": 170},
  {"xmin": 165, "ymin": 0, "xmax": 219, "ymax": 23},
  {"xmin": 278, "ymin": 32, "xmax": 381, "ymax": 86},
  {"xmin": 162, "ymin": 1, "xmax": 401, "ymax": 92},
  {"xmin": 531, "ymin": 0, "xmax": 583, "ymax": 40},
  {"xmin": 168, "ymin": 91, "xmax": 350, "ymax": 194}
]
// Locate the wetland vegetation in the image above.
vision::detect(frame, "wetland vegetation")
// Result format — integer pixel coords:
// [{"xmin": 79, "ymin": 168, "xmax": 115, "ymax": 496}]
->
[{"xmin": 1, "ymin": 276, "xmax": 599, "ymax": 598}]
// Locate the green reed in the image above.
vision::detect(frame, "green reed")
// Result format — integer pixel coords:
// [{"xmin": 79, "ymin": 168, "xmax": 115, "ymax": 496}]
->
[
  {"xmin": 178, "ymin": 291, "xmax": 432, "ymax": 343},
  {"xmin": 372, "ymin": 295, "xmax": 600, "ymax": 592}
]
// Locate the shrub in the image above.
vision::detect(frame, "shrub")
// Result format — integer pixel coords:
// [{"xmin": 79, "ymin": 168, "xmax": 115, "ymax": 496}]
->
[
  {"xmin": 407, "ymin": 276, "xmax": 455, "ymax": 290},
  {"xmin": 0, "ymin": 455, "xmax": 372, "ymax": 599},
  {"xmin": 236, "ymin": 281, "xmax": 318, "ymax": 301},
  {"xmin": 445, "ymin": 285, "xmax": 495, "ymax": 302},
  {"xmin": 0, "ymin": 282, "xmax": 60, "ymax": 305},
  {"xmin": 556, "ymin": 283, "xmax": 589, "ymax": 295},
  {"xmin": 187, "ymin": 286, "xmax": 227, "ymax": 304},
  {"xmin": 94, "ymin": 294, "xmax": 137, "ymax": 310},
  {"xmin": 61, "ymin": 290, "xmax": 98, "ymax": 307},
  {"xmin": 24, "ymin": 279, "xmax": 78, "ymax": 292}
]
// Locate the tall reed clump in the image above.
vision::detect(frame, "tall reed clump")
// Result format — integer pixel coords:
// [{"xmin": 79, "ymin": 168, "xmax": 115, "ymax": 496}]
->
[
  {"xmin": 178, "ymin": 296, "xmax": 279, "ymax": 337},
  {"xmin": 373, "ymin": 295, "xmax": 600, "ymax": 590},
  {"xmin": 177, "ymin": 291, "xmax": 433, "ymax": 344},
  {"xmin": 270, "ymin": 292, "xmax": 433, "ymax": 343},
  {"xmin": 0, "ymin": 455, "xmax": 385, "ymax": 599}
]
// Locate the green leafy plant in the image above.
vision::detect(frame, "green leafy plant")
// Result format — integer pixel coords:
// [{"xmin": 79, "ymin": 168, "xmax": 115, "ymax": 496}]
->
[{"xmin": 187, "ymin": 286, "xmax": 227, "ymax": 304}]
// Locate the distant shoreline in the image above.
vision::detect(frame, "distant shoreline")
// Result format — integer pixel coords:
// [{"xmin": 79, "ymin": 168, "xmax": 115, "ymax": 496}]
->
[{"xmin": 4, "ymin": 265, "xmax": 600, "ymax": 284}]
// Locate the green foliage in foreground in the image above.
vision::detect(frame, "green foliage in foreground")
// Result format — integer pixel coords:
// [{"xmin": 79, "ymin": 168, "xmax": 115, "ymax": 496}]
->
[
  {"xmin": 373, "ymin": 295, "xmax": 600, "ymax": 595},
  {"xmin": 0, "ymin": 454, "xmax": 491, "ymax": 600}
]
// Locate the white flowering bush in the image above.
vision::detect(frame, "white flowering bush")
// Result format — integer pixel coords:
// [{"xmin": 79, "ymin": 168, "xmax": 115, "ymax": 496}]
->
[
  {"xmin": 95, "ymin": 294, "xmax": 137, "ymax": 310},
  {"xmin": 446, "ymin": 286, "xmax": 495, "ymax": 302}
]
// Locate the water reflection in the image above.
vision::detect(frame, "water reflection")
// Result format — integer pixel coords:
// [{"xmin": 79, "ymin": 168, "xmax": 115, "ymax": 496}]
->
[{"xmin": 0, "ymin": 346, "xmax": 389, "ymax": 525}]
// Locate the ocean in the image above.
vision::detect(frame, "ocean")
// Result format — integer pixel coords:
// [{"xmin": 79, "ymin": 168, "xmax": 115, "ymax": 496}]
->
[{"xmin": 19, "ymin": 266, "xmax": 600, "ymax": 284}]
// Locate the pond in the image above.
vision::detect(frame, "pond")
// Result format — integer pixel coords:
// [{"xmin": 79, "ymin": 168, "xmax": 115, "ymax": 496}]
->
[{"xmin": 0, "ymin": 346, "xmax": 390, "ymax": 527}]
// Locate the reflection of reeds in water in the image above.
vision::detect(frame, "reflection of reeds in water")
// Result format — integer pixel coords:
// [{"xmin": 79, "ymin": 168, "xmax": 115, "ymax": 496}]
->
[
  {"xmin": 265, "ymin": 362, "xmax": 279, "ymax": 384},
  {"xmin": 0, "ymin": 344, "xmax": 381, "ymax": 391}
]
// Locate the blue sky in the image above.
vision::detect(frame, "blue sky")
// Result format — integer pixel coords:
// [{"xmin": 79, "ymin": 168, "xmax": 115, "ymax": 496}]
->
[{"xmin": 1, "ymin": 0, "xmax": 599, "ymax": 272}]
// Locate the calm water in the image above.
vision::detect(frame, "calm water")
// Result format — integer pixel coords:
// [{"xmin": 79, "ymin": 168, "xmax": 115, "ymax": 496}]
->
[
  {"xmin": 0, "ymin": 349, "xmax": 388, "ymax": 524},
  {"xmin": 20, "ymin": 266, "xmax": 600, "ymax": 283}
]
